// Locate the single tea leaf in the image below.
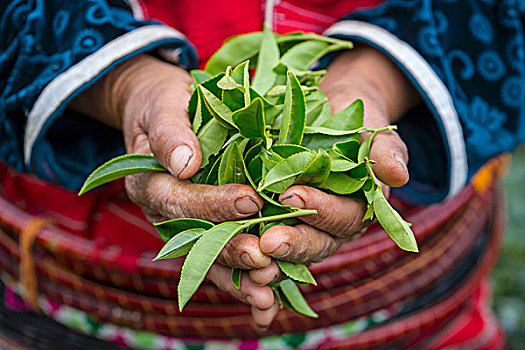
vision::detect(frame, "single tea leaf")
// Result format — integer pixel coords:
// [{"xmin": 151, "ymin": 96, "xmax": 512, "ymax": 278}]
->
[
  {"xmin": 153, "ymin": 228, "xmax": 207, "ymax": 260},
  {"xmin": 258, "ymin": 151, "xmax": 316, "ymax": 193},
  {"xmin": 280, "ymin": 41, "xmax": 351, "ymax": 72},
  {"xmin": 205, "ymin": 32, "xmax": 263, "ymax": 75},
  {"xmin": 306, "ymin": 99, "xmax": 330, "ymax": 126},
  {"xmin": 304, "ymin": 126, "xmax": 361, "ymax": 136},
  {"xmin": 217, "ymin": 74, "xmax": 244, "ymax": 91},
  {"xmin": 188, "ymin": 72, "xmax": 224, "ymax": 119},
  {"xmin": 232, "ymin": 98, "xmax": 266, "ymax": 139},
  {"xmin": 279, "ymin": 279, "xmax": 318, "ymax": 318},
  {"xmin": 329, "ymin": 151, "xmax": 358, "ymax": 172},
  {"xmin": 295, "ymin": 150, "xmax": 331, "ymax": 185},
  {"xmin": 277, "ymin": 261, "xmax": 316, "ymax": 285},
  {"xmin": 222, "ymin": 61, "xmax": 251, "ymax": 111},
  {"xmin": 79, "ymin": 154, "xmax": 167, "ymax": 195},
  {"xmin": 362, "ymin": 204, "xmax": 375, "ymax": 222},
  {"xmin": 334, "ymin": 139, "xmax": 360, "ymax": 162},
  {"xmin": 197, "ymin": 118, "xmax": 229, "ymax": 168},
  {"xmin": 252, "ymin": 24, "xmax": 279, "ymax": 95},
  {"xmin": 242, "ymin": 60, "xmax": 251, "ymax": 106},
  {"xmin": 178, "ymin": 222, "xmax": 244, "ymax": 311},
  {"xmin": 372, "ymin": 188, "xmax": 419, "ymax": 252},
  {"xmin": 154, "ymin": 218, "xmax": 214, "ymax": 242},
  {"xmin": 320, "ymin": 99, "xmax": 364, "ymax": 131},
  {"xmin": 279, "ymin": 41, "xmax": 329, "ymax": 72},
  {"xmin": 200, "ymin": 85, "xmax": 235, "ymax": 128},
  {"xmin": 218, "ymin": 142, "xmax": 247, "ymax": 185},
  {"xmin": 191, "ymin": 89, "xmax": 204, "ymax": 133},
  {"xmin": 231, "ymin": 268, "xmax": 242, "ymax": 290},
  {"xmin": 201, "ymin": 154, "xmax": 221, "ymax": 185},
  {"xmin": 191, "ymin": 70, "xmax": 212, "ymax": 83},
  {"xmin": 320, "ymin": 172, "xmax": 367, "ymax": 195},
  {"xmin": 278, "ymin": 71, "xmax": 306, "ymax": 145},
  {"xmin": 271, "ymin": 144, "xmax": 310, "ymax": 158},
  {"xmin": 249, "ymin": 87, "xmax": 283, "ymax": 125},
  {"xmin": 358, "ymin": 131, "xmax": 378, "ymax": 163}
]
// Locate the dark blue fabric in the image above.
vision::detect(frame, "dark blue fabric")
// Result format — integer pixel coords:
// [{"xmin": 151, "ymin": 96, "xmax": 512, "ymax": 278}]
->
[
  {"xmin": 335, "ymin": 0, "xmax": 524, "ymax": 203},
  {"xmin": 0, "ymin": 0, "xmax": 197, "ymax": 189}
]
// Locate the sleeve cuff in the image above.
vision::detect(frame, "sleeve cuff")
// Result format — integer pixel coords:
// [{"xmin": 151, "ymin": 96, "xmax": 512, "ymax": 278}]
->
[
  {"xmin": 325, "ymin": 20, "xmax": 468, "ymax": 202},
  {"xmin": 23, "ymin": 25, "xmax": 197, "ymax": 189}
]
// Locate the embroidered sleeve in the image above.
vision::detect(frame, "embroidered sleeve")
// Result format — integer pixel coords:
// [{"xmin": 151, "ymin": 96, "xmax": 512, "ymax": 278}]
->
[
  {"xmin": 0, "ymin": 0, "xmax": 197, "ymax": 189},
  {"xmin": 326, "ymin": 0, "xmax": 524, "ymax": 203}
]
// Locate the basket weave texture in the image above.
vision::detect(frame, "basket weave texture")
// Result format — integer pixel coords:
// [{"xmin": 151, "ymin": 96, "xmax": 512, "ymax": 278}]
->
[{"xmin": 0, "ymin": 156, "xmax": 508, "ymax": 346}]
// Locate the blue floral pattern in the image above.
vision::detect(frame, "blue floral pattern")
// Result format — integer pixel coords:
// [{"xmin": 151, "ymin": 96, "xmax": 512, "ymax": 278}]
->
[
  {"xmin": 73, "ymin": 28, "xmax": 104, "ymax": 54},
  {"xmin": 477, "ymin": 51, "xmax": 506, "ymax": 81},
  {"xmin": 337, "ymin": 0, "xmax": 524, "ymax": 187},
  {"xmin": 501, "ymin": 76, "xmax": 524, "ymax": 108},
  {"xmin": 469, "ymin": 13, "xmax": 494, "ymax": 44},
  {"xmin": 52, "ymin": 10, "xmax": 70, "ymax": 37},
  {"xmin": 0, "ymin": 0, "xmax": 197, "ymax": 188}
]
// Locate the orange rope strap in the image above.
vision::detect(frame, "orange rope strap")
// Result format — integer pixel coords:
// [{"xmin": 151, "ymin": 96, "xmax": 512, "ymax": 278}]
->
[{"xmin": 19, "ymin": 217, "xmax": 49, "ymax": 311}]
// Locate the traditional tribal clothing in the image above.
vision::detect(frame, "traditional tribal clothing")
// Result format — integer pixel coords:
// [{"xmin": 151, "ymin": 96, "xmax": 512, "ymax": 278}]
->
[{"xmin": 0, "ymin": 0, "xmax": 523, "ymax": 348}]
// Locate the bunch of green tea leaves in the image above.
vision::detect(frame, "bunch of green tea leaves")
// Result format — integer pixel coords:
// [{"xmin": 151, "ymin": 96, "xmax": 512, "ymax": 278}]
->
[{"xmin": 79, "ymin": 27, "xmax": 418, "ymax": 318}]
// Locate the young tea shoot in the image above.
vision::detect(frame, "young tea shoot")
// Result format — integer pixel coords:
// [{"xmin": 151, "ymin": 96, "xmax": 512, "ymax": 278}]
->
[{"xmin": 79, "ymin": 26, "xmax": 418, "ymax": 318}]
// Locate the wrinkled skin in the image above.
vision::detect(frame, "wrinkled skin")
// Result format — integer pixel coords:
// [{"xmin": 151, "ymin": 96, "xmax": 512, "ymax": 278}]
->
[{"xmin": 71, "ymin": 44, "xmax": 419, "ymax": 329}]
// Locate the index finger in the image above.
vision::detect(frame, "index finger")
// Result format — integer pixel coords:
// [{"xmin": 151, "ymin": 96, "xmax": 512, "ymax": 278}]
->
[{"xmin": 125, "ymin": 172, "xmax": 264, "ymax": 222}]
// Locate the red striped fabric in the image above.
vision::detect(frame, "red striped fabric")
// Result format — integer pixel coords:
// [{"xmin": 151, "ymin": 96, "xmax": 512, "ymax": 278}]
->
[{"xmin": 137, "ymin": 0, "xmax": 382, "ymax": 63}]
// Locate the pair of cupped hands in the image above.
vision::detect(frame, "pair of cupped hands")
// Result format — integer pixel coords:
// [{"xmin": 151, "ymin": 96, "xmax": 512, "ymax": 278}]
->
[{"xmin": 72, "ymin": 44, "xmax": 419, "ymax": 330}]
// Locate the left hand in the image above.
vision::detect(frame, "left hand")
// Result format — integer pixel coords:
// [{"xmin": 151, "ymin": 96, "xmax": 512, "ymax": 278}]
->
[{"xmin": 250, "ymin": 44, "xmax": 420, "ymax": 285}]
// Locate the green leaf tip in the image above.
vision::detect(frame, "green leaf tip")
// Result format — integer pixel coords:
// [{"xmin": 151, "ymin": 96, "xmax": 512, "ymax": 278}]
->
[{"xmin": 78, "ymin": 154, "xmax": 167, "ymax": 196}]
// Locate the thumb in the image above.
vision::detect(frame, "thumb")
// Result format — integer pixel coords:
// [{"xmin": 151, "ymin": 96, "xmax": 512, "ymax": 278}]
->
[
  {"xmin": 363, "ymin": 102, "xmax": 409, "ymax": 188},
  {"xmin": 147, "ymin": 110, "xmax": 203, "ymax": 179},
  {"xmin": 368, "ymin": 130, "xmax": 409, "ymax": 188}
]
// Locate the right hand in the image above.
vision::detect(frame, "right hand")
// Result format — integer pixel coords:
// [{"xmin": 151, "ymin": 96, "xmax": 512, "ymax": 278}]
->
[{"xmin": 70, "ymin": 54, "xmax": 279, "ymax": 329}]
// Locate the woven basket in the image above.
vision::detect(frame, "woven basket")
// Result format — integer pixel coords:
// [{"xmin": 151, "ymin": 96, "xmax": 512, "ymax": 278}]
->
[{"xmin": 0, "ymin": 156, "xmax": 509, "ymax": 345}]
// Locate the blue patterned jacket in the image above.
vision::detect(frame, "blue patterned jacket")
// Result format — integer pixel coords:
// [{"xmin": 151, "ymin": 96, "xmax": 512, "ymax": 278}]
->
[{"xmin": 0, "ymin": 0, "xmax": 523, "ymax": 204}]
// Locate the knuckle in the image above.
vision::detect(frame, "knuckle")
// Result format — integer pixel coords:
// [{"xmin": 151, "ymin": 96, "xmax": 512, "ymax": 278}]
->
[
  {"xmin": 340, "ymin": 203, "xmax": 366, "ymax": 237},
  {"xmin": 164, "ymin": 201, "xmax": 184, "ymax": 219},
  {"xmin": 296, "ymin": 225, "xmax": 337, "ymax": 263},
  {"xmin": 315, "ymin": 208, "xmax": 340, "ymax": 231},
  {"xmin": 204, "ymin": 184, "xmax": 260, "ymax": 221},
  {"xmin": 124, "ymin": 174, "xmax": 147, "ymax": 206},
  {"xmin": 287, "ymin": 226, "xmax": 312, "ymax": 263},
  {"xmin": 158, "ymin": 179, "xmax": 183, "ymax": 218}
]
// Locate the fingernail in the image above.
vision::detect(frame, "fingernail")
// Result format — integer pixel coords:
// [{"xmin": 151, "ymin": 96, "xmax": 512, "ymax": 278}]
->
[
  {"xmin": 394, "ymin": 152, "xmax": 408, "ymax": 173},
  {"xmin": 272, "ymin": 243, "xmax": 290, "ymax": 258},
  {"xmin": 170, "ymin": 145, "xmax": 193, "ymax": 177},
  {"xmin": 280, "ymin": 194, "xmax": 305, "ymax": 209},
  {"xmin": 241, "ymin": 253, "xmax": 257, "ymax": 268},
  {"xmin": 235, "ymin": 197, "xmax": 260, "ymax": 215},
  {"xmin": 246, "ymin": 296, "xmax": 255, "ymax": 305}
]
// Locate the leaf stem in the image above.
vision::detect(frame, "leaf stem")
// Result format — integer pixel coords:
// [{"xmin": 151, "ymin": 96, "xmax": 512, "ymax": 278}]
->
[
  {"xmin": 365, "ymin": 158, "xmax": 382, "ymax": 188},
  {"xmin": 239, "ymin": 209, "xmax": 317, "ymax": 226},
  {"xmin": 362, "ymin": 125, "xmax": 396, "ymax": 134}
]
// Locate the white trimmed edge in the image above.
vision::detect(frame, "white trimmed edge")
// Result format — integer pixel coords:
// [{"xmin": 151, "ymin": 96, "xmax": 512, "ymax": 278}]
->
[
  {"xmin": 124, "ymin": 0, "xmax": 145, "ymax": 20},
  {"xmin": 24, "ymin": 25, "xmax": 186, "ymax": 164},
  {"xmin": 264, "ymin": 0, "xmax": 281, "ymax": 30},
  {"xmin": 325, "ymin": 20, "xmax": 468, "ymax": 199}
]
